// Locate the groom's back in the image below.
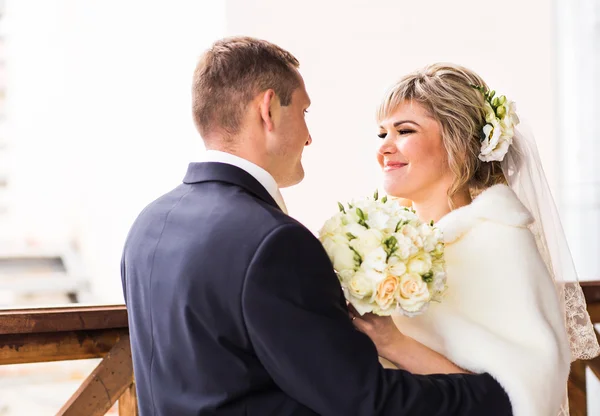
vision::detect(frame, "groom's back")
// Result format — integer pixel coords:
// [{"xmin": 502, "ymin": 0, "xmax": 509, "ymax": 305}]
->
[{"xmin": 121, "ymin": 167, "xmax": 318, "ymax": 415}]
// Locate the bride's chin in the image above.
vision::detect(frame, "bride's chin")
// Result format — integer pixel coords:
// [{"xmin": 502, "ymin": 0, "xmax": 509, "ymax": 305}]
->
[{"xmin": 382, "ymin": 181, "xmax": 407, "ymax": 199}]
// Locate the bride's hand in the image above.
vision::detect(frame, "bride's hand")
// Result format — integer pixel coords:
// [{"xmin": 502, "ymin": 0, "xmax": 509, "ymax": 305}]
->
[{"xmin": 348, "ymin": 304, "xmax": 404, "ymax": 358}]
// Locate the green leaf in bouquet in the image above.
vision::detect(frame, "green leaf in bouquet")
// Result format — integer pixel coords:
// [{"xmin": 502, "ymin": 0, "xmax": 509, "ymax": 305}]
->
[
  {"xmin": 356, "ymin": 207, "xmax": 366, "ymax": 220},
  {"xmin": 421, "ymin": 272, "xmax": 434, "ymax": 283},
  {"xmin": 395, "ymin": 219, "xmax": 407, "ymax": 233},
  {"xmin": 384, "ymin": 236, "xmax": 398, "ymax": 261},
  {"xmin": 338, "ymin": 202, "xmax": 346, "ymax": 213},
  {"xmin": 348, "ymin": 203, "xmax": 354, "ymax": 209},
  {"xmin": 346, "ymin": 232, "xmax": 357, "ymax": 240},
  {"xmin": 381, "ymin": 196, "xmax": 388, "ymax": 203},
  {"xmin": 356, "ymin": 208, "xmax": 370, "ymax": 229},
  {"xmin": 373, "ymin": 189, "xmax": 379, "ymax": 200},
  {"xmin": 384, "ymin": 235, "xmax": 398, "ymax": 248},
  {"xmin": 430, "ymin": 220, "xmax": 434, "ymax": 226},
  {"xmin": 349, "ymin": 246, "xmax": 363, "ymax": 266}
]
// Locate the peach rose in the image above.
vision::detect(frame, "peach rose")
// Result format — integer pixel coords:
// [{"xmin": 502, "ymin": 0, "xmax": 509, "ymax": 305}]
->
[{"xmin": 375, "ymin": 275, "xmax": 399, "ymax": 310}]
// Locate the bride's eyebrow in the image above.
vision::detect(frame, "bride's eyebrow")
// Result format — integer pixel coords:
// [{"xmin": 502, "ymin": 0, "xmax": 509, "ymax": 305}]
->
[
  {"xmin": 393, "ymin": 120, "xmax": 420, "ymax": 128},
  {"xmin": 378, "ymin": 120, "xmax": 421, "ymax": 129}
]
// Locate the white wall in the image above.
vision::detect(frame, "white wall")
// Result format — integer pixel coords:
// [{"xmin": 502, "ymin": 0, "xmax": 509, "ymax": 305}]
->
[
  {"xmin": 5, "ymin": 0, "xmax": 559, "ymax": 303},
  {"xmin": 226, "ymin": 0, "xmax": 559, "ymax": 234},
  {"xmin": 6, "ymin": 0, "xmax": 225, "ymax": 302},
  {"xmin": 556, "ymin": 0, "xmax": 600, "ymax": 282}
]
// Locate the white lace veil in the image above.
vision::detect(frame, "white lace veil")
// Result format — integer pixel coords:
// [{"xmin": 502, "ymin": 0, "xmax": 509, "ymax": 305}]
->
[{"xmin": 501, "ymin": 125, "xmax": 600, "ymax": 362}]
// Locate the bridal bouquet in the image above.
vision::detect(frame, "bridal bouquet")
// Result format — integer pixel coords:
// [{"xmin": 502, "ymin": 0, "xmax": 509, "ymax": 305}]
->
[{"xmin": 319, "ymin": 191, "xmax": 447, "ymax": 317}]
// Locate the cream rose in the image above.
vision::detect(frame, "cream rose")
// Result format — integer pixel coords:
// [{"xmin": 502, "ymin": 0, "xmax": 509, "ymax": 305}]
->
[
  {"xmin": 397, "ymin": 273, "xmax": 431, "ymax": 313},
  {"xmin": 375, "ymin": 275, "xmax": 399, "ymax": 310}
]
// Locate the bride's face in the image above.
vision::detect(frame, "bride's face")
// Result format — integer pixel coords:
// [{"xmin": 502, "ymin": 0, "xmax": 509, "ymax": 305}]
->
[{"xmin": 377, "ymin": 100, "xmax": 453, "ymax": 202}]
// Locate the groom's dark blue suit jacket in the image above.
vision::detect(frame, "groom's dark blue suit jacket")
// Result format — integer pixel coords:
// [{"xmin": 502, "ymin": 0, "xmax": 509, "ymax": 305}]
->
[{"xmin": 121, "ymin": 162, "xmax": 513, "ymax": 416}]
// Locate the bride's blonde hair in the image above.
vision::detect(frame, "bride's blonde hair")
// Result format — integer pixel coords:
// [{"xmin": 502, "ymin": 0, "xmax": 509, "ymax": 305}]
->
[{"xmin": 377, "ymin": 63, "xmax": 507, "ymax": 204}]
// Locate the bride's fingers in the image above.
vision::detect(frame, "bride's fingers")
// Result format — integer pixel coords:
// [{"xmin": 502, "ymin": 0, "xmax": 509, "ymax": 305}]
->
[
  {"xmin": 347, "ymin": 303, "xmax": 360, "ymax": 317},
  {"xmin": 351, "ymin": 317, "xmax": 369, "ymax": 334}
]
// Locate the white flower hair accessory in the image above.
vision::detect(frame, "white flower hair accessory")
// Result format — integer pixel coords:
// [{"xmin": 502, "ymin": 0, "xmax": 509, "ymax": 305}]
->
[{"xmin": 472, "ymin": 85, "xmax": 520, "ymax": 162}]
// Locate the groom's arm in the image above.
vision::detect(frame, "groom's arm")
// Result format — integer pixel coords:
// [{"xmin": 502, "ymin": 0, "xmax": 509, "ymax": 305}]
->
[{"xmin": 242, "ymin": 223, "xmax": 512, "ymax": 416}]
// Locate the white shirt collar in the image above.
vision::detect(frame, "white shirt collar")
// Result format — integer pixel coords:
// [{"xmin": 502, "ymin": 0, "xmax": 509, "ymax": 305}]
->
[{"xmin": 202, "ymin": 150, "xmax": 288, "ymax": 214}]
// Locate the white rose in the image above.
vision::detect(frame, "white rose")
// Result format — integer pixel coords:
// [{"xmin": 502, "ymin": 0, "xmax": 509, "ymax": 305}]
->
[
  {"xmin": 349, "ymin": 228, "xmax": 383, "ymax": 257},
  {"xmin": 346, "ymin": 271, "xmax": 375, "ymax": 299},
  {"xmin": 337, "ymin": 269, "xmax": 354, "ymax": 283},
  {"xmin": 319, "ymin": 214, "xmax": 344, "ymax": 239},
  {"xmin": 348, "ymin": 296, "xmax": 375, "ymax": 316},
  {"xmin": 344, "ymin": 222, "xmax": 367, "ymax": 239},
  {"xmin": 408, "ymin": 253, "xmax": 433, "ymax": 275},
  {"xmin": 322, "ymin": 236, "xmax": 357, "ymax": 272},
  {"xmin": 397, "ymin": 273, "xmax": 431, "ymax": 313}
]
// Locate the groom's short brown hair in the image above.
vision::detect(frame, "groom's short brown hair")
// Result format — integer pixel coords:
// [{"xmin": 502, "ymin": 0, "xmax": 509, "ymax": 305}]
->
[{"xmin": 192, "ymin": 36, "xmax": 301, "ymax": 138}]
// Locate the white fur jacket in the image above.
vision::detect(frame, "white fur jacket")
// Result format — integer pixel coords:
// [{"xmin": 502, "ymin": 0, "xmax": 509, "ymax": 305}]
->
[{"xmin": 390, "ymin": 184, "xmax": 572, "ymax": 416}]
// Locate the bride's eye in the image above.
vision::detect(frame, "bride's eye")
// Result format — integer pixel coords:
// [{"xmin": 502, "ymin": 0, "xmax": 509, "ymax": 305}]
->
[
  {"xmin": 377, "ymin": 132, "xmax": 387, "ymax": 139},
  {"xmin": 398, "ymin": 129, "xmax": 415, "ymax": 135}
]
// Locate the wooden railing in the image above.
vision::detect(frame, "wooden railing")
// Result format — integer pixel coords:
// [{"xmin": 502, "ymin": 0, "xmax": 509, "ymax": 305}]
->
[
  {"xmin": 0, "ymin": 282, "xmax": 599, "ymax": 415},
  {"xmin": 569, "ymin": 281, "xmax": 600, "ymax": 416},
  {"xmin": 0, "ymin": 305, "xmax": 136, "ymax": 415}
]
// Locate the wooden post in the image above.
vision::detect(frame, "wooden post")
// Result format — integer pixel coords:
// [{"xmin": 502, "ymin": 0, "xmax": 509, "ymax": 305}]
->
[
  {"xmin": 569, "ymin": 359, "xmax": 588, "ymax": 416},
  {"xmin": 56, "ymin": 334, "xmax": 134, "ymax": 416},
  {"xmin": 119, "ymin": 381, "xmax": 139, "ymax": 416}
]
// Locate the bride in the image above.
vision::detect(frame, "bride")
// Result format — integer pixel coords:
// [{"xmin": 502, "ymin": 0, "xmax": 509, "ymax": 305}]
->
[{"xmin": 349, "ymin": 63, "xmax": 600, "ymax": 415}]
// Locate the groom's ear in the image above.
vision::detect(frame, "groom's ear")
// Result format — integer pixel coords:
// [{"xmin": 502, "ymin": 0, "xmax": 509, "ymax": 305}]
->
[{"xmin": 259, "ymin": 89, "xmax": 278, "ymax": 132}]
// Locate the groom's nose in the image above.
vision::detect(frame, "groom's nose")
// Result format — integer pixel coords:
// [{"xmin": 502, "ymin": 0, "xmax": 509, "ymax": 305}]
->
[{"xmin": 305, "ymin": 134, "xmax": 312, "ymax": 146}]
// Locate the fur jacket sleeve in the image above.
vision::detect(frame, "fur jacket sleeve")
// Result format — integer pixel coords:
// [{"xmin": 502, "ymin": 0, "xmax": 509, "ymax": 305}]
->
[{"xmin": 394, "ymin": 185, "xmax": 572, "ymax": 416}]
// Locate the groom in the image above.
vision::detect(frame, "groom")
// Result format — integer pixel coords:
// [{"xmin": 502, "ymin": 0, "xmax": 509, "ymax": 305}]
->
[{"xmin": 121, "ymin": 36, "xmax": 512, "ymax": 415}]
